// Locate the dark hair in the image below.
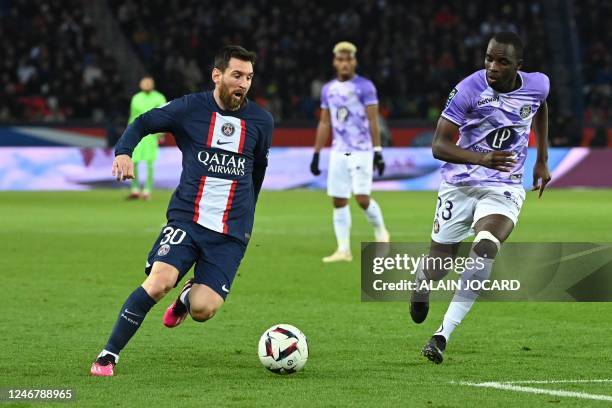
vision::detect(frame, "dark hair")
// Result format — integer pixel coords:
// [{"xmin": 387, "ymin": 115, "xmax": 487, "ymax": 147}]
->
[
  {"xmin": 214, "ymin": 45, "xmax": 257, "ymax": 72},
  {"xmin": 490, "ymin": 31, "xmax": 524, "ymax": 60}
]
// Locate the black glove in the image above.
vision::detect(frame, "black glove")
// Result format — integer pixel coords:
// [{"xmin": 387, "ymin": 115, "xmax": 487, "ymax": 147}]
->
[
  {"xmin": 310, "ymin": 152, "xmax": 321, "ymax": 175},
  {"xmin": 373, "ymin": 150, "xmax": 385, "ymax": 176}
]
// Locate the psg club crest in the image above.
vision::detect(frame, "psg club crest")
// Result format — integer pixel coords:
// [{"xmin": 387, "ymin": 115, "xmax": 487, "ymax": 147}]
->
[
  {"xmin": 221, "ymin": 122, "xmax": 235, "ymax": 137},
  {"xmin": 519, "ymin": 104, "xmax": 532, "ymax": 119},
  {"xmin": 157, "ymin": 244, "xmax": 170, "ymax": 256}
]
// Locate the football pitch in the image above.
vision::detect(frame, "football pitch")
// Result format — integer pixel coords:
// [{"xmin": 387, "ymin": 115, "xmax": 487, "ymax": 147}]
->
[{"xmin": 1, "ymin": 189, "xmax": 611, "ymax": 407}]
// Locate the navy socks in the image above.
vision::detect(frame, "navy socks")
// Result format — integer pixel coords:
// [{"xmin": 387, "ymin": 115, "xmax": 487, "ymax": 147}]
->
[{"xmin": 104, "ymin": 286, "xmax": 156, "ymax": 355}]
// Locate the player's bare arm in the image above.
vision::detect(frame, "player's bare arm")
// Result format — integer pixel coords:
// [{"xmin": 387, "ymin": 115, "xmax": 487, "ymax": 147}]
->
[
  {"xmin": 432, "ymin": 117, "xmax": 516, "ymax": 172},
  {"xmin": 112, "ymin": 154, "xmax": 135, "ymax": 181},
  {"xmin": 532, "ymin": 100, "xmax": 551, "ymax": 197},
  {"xmin": 310, "ymin": 108, "xmax": 331, "ymax": 175},
  {"xmin": 314, "ymin": 108, "xmax": 331, "ymax": 153},
  {"xmin": 367, "ymin": 104, "xmax": 385, "ymax": 176},
  {"xmin": 366, "ymin": 105, "xmax": 381, "ymax": 148}
]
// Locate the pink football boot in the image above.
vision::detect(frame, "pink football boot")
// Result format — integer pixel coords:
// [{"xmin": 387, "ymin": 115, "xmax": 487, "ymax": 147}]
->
[
  {"xmin": 163, "ymin": 279, "xmax": 194, "ymax": 328},
  {"xmin": 90, "ymin": 354, "xmax": 116, "ymax": 377}
]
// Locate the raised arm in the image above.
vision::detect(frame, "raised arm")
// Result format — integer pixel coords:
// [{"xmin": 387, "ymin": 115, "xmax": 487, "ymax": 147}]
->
[
  {"xmin": 531, "ymin": 100, "xmax": 551, "ymax": 197},
  {"xmin": 113, "ymin": 99, "xmax": 183, "ymax": 181}
]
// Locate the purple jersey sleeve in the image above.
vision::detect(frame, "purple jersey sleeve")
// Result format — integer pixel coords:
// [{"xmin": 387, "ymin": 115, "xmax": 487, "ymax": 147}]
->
[
  {"xmin": 440, "ymin": 80, "xmax": 474, "ymax": 127},
  {"xmin": 360, "ymin": 79, "xmax": 379, "ymax": 106},
  {"xmin": 320, "ymin": 83, "xmax": 330, "ymax": 109},
  {"xmin": 536, "ymin": 72, "xmax": 550, "ymax": 102}
]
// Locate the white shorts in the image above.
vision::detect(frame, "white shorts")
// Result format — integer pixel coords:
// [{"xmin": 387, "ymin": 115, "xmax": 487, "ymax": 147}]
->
[
  {"xmin": 431, "ymin": 182, "xmax": 526, "ymax": 244},
  {"xmin": 327, "ymin": 150, "xmax": 373, "ymax": 198}
]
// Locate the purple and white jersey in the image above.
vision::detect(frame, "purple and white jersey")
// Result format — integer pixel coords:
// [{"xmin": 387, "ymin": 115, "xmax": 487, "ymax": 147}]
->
[
  {"xmin": 440, "ymin": 69, "xmax": 550, "ymax": 186},
  {"xmin": 320, "ymin": 75, "xmax": 378, "ymax": 152}
]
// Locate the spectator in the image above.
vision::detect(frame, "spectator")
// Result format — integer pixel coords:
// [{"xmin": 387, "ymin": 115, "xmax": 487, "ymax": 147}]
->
[
  {"xmin": 0, "ymin": 0, "xmax": 125, "ymax": 122},
  {"xmin": 3, "ymin": 0, "xmax": 608, "ymax": 141},
  {"xmin": 108, "ymin": 0, "xmax": 554, "ymax": 122}
]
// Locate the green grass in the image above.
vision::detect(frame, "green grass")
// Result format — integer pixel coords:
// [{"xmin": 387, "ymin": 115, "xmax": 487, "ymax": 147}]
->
[{"xmin": 1, "ymin": 189, "xmax": 611, "ymax": 407}]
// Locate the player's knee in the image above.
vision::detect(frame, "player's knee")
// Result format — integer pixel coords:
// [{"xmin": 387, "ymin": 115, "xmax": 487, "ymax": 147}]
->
[
  {"xmin": 332, "ymin": 197, "xmax": 348, "ymax": 208},
  {"xmin": 473, "ymin": 240, "xmax": 498, "ymax": 258},
  {"xmin": 355, "ymin": 195, "xmax": 370, "ymax": 209},
  {"xmin": 190, "ymin": 303, "xmax": 219, "ymax": 322},
  {"xmin": 143, "ymin": 264, "xmax": 179, "ymax": 299},
  {"xmin": 472, "ymin": 231, "xmax": 501, "ymax": 259},
  {"xmin": 144, "ymin": 278, "xmax": 174, "ymax": 299}
]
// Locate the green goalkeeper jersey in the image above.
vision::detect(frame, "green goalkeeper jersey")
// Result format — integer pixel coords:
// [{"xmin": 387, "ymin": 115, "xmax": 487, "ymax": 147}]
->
[{"xmin": 128, "ymin": 90, "xmax": 167, "ymax": 162}]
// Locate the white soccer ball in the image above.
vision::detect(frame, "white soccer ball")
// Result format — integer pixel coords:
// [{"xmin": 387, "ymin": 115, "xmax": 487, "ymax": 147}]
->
[{"xmin": 258, "ymin": 324, "xmax": 309, "ymax": 374}]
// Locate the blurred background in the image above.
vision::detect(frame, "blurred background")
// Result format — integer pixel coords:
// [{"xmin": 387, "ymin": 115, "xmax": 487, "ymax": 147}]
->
[{"xmin": 1, "ymin": 0, "xmax": 610, "ymax": 190}]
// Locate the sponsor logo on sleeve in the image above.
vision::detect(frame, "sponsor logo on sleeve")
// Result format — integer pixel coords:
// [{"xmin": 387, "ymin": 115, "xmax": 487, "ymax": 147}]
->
[{"xmin": 445, "ymin": 88, "xmax": 458, "ymax": 108}]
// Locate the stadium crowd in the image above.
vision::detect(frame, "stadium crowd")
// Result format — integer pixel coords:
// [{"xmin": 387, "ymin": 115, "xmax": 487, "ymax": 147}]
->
[
  {"xmin": 0, "ymin": 0, "xmax": 125, "ymax": 122},
  {"xmin": 1, "ymin": 0, "xmax": 609, "ymax": 137},
  {"xmin": 109, "ymin": 0, "xmax": 551, "ymax": 122},
  {"xmin": 574, "ymin": 0, "xmax": 611, "ymax": 125}
]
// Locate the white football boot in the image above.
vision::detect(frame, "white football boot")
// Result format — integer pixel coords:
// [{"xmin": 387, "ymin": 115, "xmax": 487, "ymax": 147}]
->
[
  {"xmin": 322, "ymin": 249, "xmax": 353, "ymax": 263},
  {"xmin": 375, "ymin": 228, "xmax": 390, "ymax": 242}
]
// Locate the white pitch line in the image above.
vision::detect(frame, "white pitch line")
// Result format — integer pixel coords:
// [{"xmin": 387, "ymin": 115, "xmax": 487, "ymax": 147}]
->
[
  {"xmin": 460, "ymin": 381, "xmax": 612, "ymax": 402},
  {"xmin": 535, "ymin": 244, "xmax": 612, "ymax": 269},
  {"xmin": 504, "ymin": 379, "xmax": 612, "ymax": 384}
]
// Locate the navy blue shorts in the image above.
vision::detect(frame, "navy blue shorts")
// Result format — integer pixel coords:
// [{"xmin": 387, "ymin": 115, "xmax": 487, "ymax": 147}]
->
[{"xmin": 145, "ymin": 220, "xmax": 246, "ymax": 299}]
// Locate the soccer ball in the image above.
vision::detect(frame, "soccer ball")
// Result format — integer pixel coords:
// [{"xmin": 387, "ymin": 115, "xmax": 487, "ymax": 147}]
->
[{"xmin": 258, "ymin": 324, "xmax": 309, "ymax": 374}]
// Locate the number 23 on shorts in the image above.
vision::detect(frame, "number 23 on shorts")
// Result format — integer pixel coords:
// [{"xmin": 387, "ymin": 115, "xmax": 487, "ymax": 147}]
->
[{"xmin": 437, "ymin": 197, "xmax": 454, "ymax": 221}]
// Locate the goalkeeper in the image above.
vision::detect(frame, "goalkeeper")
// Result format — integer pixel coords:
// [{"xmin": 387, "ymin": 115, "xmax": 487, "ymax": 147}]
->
[{"xmin": 127, "ymin": 75, "xmax": 167, "ymax": 200}]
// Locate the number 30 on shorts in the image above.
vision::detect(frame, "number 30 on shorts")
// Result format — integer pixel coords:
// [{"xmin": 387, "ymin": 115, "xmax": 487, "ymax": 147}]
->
[
  {"xmin": 160, "ymin": 226, "xmax": 187, "ymax": 245},
  {"xmin": 436, "ymin": 197, "xmax": 453, "ymax": 221}
]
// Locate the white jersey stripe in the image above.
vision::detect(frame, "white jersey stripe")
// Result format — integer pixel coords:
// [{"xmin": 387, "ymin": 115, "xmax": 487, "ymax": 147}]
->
[
  {"xmin": 192, "ymin": 176, "xmax": 206, "ymax": 222},
  {"xmin": 222, "ymin": 180, "xmax": 238, "ymax": 234},
  {"xmin": 209, "ymin": 112, "xmax": 245, "ymax": 153},
  {"xmin": 193, "ymin": 176, "xmax": 234, "ymax": 233},
  {"xmin": 193, "ymin": 112, "xmax": 246, "ymax": 235}
]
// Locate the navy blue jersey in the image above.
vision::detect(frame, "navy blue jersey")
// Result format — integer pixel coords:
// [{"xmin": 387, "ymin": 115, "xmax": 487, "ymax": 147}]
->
[{"xmin": 115, "ymin": 91, "xmax": 273, "ymax": 244}]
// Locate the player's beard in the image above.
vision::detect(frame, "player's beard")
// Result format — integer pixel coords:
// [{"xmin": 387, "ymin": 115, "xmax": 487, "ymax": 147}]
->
[{"xmin": 219, "ymin": 81, "xmax": 246, "ymax": 111}]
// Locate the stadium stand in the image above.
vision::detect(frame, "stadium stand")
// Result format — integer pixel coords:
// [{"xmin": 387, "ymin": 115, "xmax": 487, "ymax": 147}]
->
[
  {"xmin": 0, "ymin": 0, "xmax": 125, "ymax": 122},
  {"xmin": 108, "ymin": 0, "xmax": 553, "ymax": 122},
  {"xmin": 1, "ymin": 0, "xmax": 609, "ymax": 147},
  {"xmin": 573, "ymin": 0, "xmax": 611, "ymax": 125}
]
